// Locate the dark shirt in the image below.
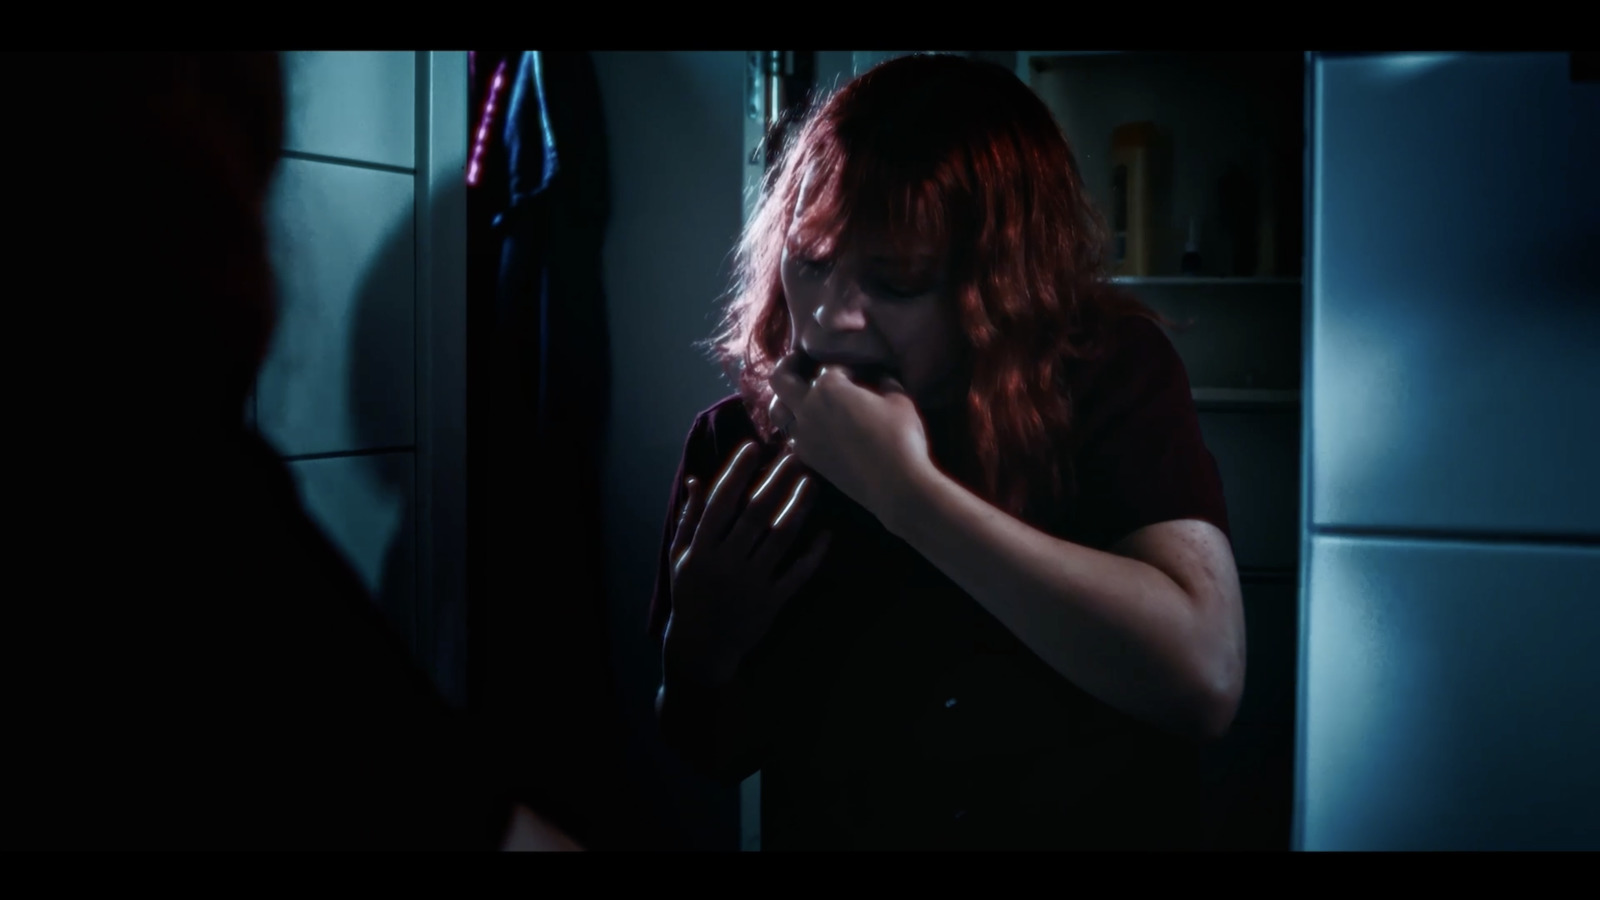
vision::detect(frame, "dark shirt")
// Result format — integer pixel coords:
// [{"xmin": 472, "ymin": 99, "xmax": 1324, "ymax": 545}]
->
[
  {"xmin": 6, "ymin": 427, "xmax": 555, "ymax": 850},
  {"xmin": 650, "ymin": 314, "xmax": 1231, "ymax": 850}
]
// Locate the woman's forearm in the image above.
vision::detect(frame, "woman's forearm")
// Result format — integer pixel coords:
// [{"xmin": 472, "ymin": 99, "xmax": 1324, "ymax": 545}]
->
[{"xmin": 884, "ymin": 463, "xmax": 1240, "ymax": 739}]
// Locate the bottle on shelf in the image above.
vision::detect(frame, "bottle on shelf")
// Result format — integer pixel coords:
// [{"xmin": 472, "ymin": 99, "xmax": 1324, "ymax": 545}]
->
[{"xmin": 1109, "ymin": 122, "xmax": 1171, "ymax": 278}]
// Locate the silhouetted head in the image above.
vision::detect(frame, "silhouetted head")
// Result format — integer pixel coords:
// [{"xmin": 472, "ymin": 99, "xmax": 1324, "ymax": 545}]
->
[
  {"xmin": 9, "ymin": 52, "xmax": 284, "ymax": 436},
  {"xmin": 710, "ymin": 53, "xmax": 1155, "ymax": 517}
]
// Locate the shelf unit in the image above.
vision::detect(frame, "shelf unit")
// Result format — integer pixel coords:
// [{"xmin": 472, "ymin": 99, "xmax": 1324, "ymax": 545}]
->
[
  {"xmin": 1115, "ymin": 277, "xmax": 1303, "ymax": 399},
  {"xmin": 1114, "ymin": 276, "xmax": 1301, "ymax": 288},
  {"xmin": 1023, "ymin": 51, "xmax": 1305, "ymax": 405},
  {"xmin": 1029, "ymin": 51, "xmax": 1304, "ymax": 281},
  {"xmin": 1192, "ymin": 387, "xmax": 1302, "ymax": 410}
]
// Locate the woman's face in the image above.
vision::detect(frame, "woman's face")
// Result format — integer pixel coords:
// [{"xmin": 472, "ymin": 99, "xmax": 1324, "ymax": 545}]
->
[{"xmin": 779, "ymin": 188, "xmax": 967, "ymax": 411}]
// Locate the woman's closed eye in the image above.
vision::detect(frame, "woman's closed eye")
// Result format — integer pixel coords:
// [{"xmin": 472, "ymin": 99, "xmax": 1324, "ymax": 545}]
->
[
  {"xmin": 870, "ymin": 280, "xmax": 927, "ymax": 300},
  {"xmin": 795, "ymin": 257, "xmax": 833, "ymax": 277}
]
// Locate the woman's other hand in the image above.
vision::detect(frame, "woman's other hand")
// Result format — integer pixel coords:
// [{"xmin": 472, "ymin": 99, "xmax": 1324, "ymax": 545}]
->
[{"xmin": 662, "ymin": 441, "xmax": 830, "ymax": 687}]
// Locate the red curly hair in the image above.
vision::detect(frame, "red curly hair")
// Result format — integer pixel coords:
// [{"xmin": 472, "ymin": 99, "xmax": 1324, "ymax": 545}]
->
[{"xmin": 707, "ymin": 53, "xmax": 1163, "ymax": 520}]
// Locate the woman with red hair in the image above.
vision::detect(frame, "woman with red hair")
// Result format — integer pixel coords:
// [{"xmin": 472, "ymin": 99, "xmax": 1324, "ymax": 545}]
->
[{"xmin": 651, "ymin": 53, "xmax": 1246, "ymax": 850}]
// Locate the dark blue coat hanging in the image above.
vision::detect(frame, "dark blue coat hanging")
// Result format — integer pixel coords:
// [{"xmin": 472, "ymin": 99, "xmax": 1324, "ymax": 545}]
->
[
  {"xmin": 470, "ymin": 50, "xmax": 628, "ymax": 848},
  {"xmin": 498, "ymin": 51, "xmax": 612, "ymax": 436}
]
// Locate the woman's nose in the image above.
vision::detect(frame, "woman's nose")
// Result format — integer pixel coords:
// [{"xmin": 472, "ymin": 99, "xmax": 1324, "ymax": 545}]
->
[{"xmin": 812, "ymin": 281, "xmax": 869, "ymax": 332}]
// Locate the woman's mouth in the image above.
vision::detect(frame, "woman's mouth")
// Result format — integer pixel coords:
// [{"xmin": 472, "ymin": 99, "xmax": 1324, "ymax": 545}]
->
[
  {"xmin": 851, "ymin": 362, "xmax": 898, "ymax": 386},
  {"xmin": 795, "ymin": 351, "xmax": 898, "ymax": 386}
]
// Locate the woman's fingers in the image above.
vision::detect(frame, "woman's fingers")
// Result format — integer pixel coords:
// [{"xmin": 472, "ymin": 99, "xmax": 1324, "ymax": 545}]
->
[{"xmin": 668, "ymin": 477, "xmax": 704, "ymax": 574}]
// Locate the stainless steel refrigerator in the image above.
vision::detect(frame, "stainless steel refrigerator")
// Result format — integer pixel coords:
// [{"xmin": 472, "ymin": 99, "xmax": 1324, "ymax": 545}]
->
[{"xmin": 1300, "ymin": 50, "xmax": 1600, "ymax": 850}]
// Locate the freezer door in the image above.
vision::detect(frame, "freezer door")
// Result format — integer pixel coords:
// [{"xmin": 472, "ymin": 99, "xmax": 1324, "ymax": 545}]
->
[{"xmin": 1308, "ymin": 52, "xmax": 1600, "ymax": 538}]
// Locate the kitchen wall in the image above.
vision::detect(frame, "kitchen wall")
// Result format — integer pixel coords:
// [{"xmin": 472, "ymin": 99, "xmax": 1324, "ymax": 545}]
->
[
  {"xmin": 593, "ymin": 50, "xmax": 750, "ymax": 850},
  {"xmin": 254, "ymin": 51, "xmax": 470, "ymax": 707}
]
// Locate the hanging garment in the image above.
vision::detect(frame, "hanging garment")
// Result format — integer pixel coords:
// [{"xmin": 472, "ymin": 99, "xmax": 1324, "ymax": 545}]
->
[{"xmin": 476, "ymin": 51, "xmax": 634, "ymax": 849}]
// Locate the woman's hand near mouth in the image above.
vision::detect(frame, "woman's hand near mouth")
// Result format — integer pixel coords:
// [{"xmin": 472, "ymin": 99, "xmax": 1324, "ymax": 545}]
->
[{"xmin": 765, "ymin": 352, "xmax": 934, "ymax": 527}]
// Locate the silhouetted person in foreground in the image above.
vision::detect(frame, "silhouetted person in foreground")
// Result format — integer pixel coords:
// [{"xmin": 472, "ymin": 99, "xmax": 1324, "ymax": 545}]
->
[{"xmin": 2, "ymin": 52, "xmax": 577, "ymax": 850}]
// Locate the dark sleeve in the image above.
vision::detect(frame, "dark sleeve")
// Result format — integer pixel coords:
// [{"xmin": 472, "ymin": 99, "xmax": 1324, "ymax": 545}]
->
[
  {"xmin": 1070, "ymin": 315, "xmax": 1231, "ymax": 550},
  {"xmin": 645, "ymin": 406, "xmax": 774, "ymax": 782},
  {"xmin": 646, "ymin": 410, "xmax": 720, "ymax": 639}
]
